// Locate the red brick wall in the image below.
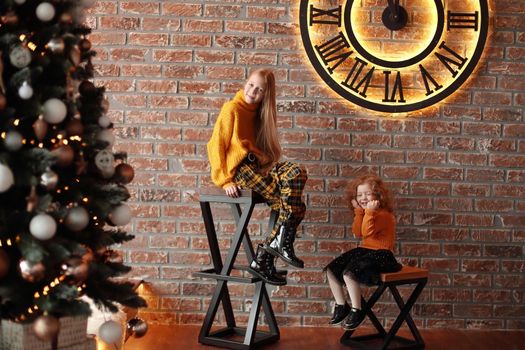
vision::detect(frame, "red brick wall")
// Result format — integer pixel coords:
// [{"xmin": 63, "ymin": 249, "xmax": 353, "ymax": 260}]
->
[{"xmin": 88, "ymin": 1, "xmax": 524, "ymax": 329}]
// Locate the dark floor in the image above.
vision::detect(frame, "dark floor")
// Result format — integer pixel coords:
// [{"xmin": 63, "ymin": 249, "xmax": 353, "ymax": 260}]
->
[{"xmin": 124, "ymin": 325, "xmax": 525, "ymax": 350}]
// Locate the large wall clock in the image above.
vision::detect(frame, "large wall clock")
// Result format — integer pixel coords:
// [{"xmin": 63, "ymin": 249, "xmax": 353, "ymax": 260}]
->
[{"xmin": 299, "ymin": 0, "xmax": 489, "ymax": 113}]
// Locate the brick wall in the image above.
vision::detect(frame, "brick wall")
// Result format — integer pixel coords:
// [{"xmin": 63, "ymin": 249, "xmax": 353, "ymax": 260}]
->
[{"xmin": 87, "ymin": 1, "xmax": 524, "ymax": 329}]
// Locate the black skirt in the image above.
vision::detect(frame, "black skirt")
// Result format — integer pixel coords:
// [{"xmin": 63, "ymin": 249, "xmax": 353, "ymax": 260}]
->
[{"xmin": 324, "ymin": 247, "xmax": 402, "ymax": 286}]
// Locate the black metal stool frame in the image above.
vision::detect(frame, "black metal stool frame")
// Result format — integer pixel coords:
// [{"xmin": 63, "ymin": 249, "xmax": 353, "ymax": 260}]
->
[
  {"xmin": 194, "ymin": 189, "xmax": 280, "ymax": 350},
  {"xmin": 340, "ymin": 276, "xmax": 428, "ymax": 350}
]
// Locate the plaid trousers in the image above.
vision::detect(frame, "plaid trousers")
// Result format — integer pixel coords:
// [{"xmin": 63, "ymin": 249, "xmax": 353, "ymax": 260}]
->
[{"xmin": 234, "ymin": 158, "xmax": 307, "ymax": 242}]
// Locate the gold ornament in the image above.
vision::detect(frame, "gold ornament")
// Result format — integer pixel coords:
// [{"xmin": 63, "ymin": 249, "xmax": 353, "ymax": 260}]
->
[
  {"xmin": 62, "ymin": 256, "xmax": 89, "ymax": 283},
  {"xmin": 78, "ymin": 38, "xmax": 92, "ymax": 52}
]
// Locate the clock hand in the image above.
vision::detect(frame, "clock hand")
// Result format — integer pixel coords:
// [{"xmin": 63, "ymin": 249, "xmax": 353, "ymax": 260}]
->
[{"xmin": 387, "ymin": 0, "xmax": 399, "ymax": 21}]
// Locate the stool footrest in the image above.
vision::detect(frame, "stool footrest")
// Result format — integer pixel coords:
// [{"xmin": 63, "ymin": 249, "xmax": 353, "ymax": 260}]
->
[
  {"xmin": 200, "ymin": 326, "xmax": 279, "ymax": 350},
  {"xmin": 193, "ymin": 268, "xmax": 260, "ymax": 283}
]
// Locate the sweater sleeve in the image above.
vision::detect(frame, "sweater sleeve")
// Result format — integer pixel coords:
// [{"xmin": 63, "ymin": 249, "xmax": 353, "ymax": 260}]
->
[
  {"xmin": 207, "ymin": 104, "xmax": 235, "ymax": 188},
  {"xmin": 361, "ymin": 209, "xmax": 380, "ymax": 238},
  {"xmin": 352, "ymin": 208, "xmax": 365, "ymax": 238}
]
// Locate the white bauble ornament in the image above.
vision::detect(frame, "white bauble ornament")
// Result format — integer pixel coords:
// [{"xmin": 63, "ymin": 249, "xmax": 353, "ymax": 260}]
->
[
  {"xmin": 64, "ymin": 206, "xmax": 89, "ymax": 231},
  {"xmin": 14, "ymin": 0, "xmax": 27, "ymax": 4},
  {"xmin": 0, "ymin": 164, "xmax": 14, "ymax": 192},
  {"xmin": 109, "ymin": 204, "xmax": 131, "ymax": 226},
  {"xmin": 9, "ymin": 45, "xmax": 31, "ymax": 68},
  {"xmin": 94, "ymin": 150, "xmax": 115, "ymax": 178},
  {"xmin": 4, "ymin": 131, "xmax": 23, "ymax": 151},
  {"xmin": 18, "ymin": 81, "xmax": 33, "ymax": 100},
  {"xmin": 43, "ymin": 98, "xmax": 67, "ymax": 124},
  {"xmin": 29, "ymin": 214, "xmax": 57, "ymax": 240},
  {"xmin": 98, "ymin": 115, "xmax": 111, "ymax": 128},
  {"xmin": 97, "ymin": 129, "xmax": 116, "ymax": 147},
  {"xmin": 36, "ymin": 2, "xmax": 55, "ymax": 22},
  {"xmin": 98, "ymin": 320, "xmax": 123, "ymax": 344}
]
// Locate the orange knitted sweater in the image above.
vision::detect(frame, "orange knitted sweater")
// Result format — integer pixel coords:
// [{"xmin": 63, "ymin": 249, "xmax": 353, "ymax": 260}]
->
[
  {"xmin": 352, "ymin": 208, "xmax": 396, "ymax": 251},
  {"xmin": 207, "ymin": 90, "xmax": 265, "ymax": 188}
]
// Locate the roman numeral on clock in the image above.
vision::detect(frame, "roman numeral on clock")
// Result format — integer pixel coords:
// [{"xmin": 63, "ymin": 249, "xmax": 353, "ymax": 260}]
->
[
  {"xmin": 309, "ymin": 5, "xmax": 342, "ymax": 26},
  {"xmin": 419, "ymin": 64, "xmax": 443, "ymax": 96},
  {"xmin": 341, "ymin": 57, "xmax": 374, "ymax": 97},
  {"xmin": 314, "ymin": 32, "xmax": 352, "ymax": 74},
  {"xmin": 383, "ymin": 71, "xmax": 406, "ymax": 103},
  {"xmin": 435, "ymin": 41, "xmax": 468, "ymax": 77},
  {"xmin": 447, "ymin": 11, "xmax": 479, "ymax": 31}
]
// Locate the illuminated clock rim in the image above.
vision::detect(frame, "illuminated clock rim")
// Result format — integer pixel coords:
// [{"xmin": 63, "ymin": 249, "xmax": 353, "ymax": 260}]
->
[{"xmin": 299, "ymin": 0, "xmax": 489, "ymax": 113}]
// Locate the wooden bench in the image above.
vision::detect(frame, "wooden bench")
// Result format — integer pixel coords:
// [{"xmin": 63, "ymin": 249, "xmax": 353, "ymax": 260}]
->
[
  {"xmin": 340, "ymin": 265, "xmax": 429, "ymax": 350},
  {"xmin": 193, "ymin": 188, "xmax": 281, "ymax": 350}
]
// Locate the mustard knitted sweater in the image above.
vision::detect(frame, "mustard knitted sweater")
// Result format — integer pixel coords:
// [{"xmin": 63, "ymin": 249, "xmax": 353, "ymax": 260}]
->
[
  {"xmin": 207, "ymin": 90, "xmax": 264, "ymax": 188},
  {"xmin": 352, "ymin": 208, "xmax": 396, "ymax": 251}
]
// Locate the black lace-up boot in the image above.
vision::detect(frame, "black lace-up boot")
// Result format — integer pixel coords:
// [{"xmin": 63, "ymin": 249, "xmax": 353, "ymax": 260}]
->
[
  {"xmin": 265, "ymin": 225, "xmax": 304, "ymax": 268},
  {"xmin": 248, "ymin": 244, "xmax": 287, "ymax": 286},
  {"xmin": 343, "ymin": 307, "xmax": 365, "ymax": 330},
  {"xmin": 330, "ymin": 302, "xmax": 350, "ymax": 325}
]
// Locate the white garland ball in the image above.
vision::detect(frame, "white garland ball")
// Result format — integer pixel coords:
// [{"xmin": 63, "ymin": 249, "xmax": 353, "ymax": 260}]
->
[
  {"xmin": 43, "ymin": 98, "xmax": 67, "ymax": 124},
  {"xmin": 18, "ymin": 81, "xmax": 33, "ymax": 100},
  {"xmin": 98, "ymin": 320, "xmax": 123, "ymax": 344},
  {"xmin": 0, "ymin": 164, "xmax": 14, "ymax": 192},
  {"xmin": 109, "ymin": 204, "xmax": 131, "ymax": 226},
  {"xmin": 98, "ymin": 115, "xmax": 111, "ymax": 128},
  {"xmin": 4, "ymin": 131, "xmax": 23, "ymax": 151},
  {"xmin": 29, "ymin": 213, "xmax": 57, "ymax": 240},
  {"xmin": 36, "ymin": 2, "xmax": 55, "ymax": 22},
  {"xmin": 65, "ymin": 206, "xmax": 89, "ymax": 231},
  {"xmin": 97, "ymin": 129, "xmax": 116, "ymax": 147},
  {"xmin": 14, "ymin": 0, "xmax": 27, "ymax": 5}
]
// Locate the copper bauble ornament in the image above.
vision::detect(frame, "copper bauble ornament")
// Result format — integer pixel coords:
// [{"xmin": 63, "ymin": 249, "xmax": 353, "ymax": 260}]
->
[
  {"xmin": 33, "ymin": 315, "xmax": 59, "ymax": 341},
  {"xmin": 1, "ymin": 12, "xmax": 19, "ymax": 26},
  {"xmin": 40, "ymin": 169, "xmax": 59, "ymax": 190},
  {"xmin": 115, "ymin": 163, "xmax": 134, "ymax": 184},
  {"xmin": 0, "ymin": 249, "xmax": 9, "ymax": 279},
  {"xmin": 60, "ymin": 12, "xmax": 73, "ymax": 24},
  {"xmin": 78, "ymin": 80, "xmax": 96, "ymax": 95},
  {"xmin": 0, "ymin": 94, "xmax": 6, "ymax": 110},
  {"xmin": 51, "ymin": 144, "xmax": 75, "ymax": 167},
  {"xmin": 127, "ymin": 317, "xmax": 148, "ymax": 338},
  {"xmin": 69, "ymin": 45, "xmax": 81, "ymax": 66},
  {"xmin": 19, "ymin": 259, "xmax": 45, "ymax": 282},
  {"xmin": 65, "ymin": 118, "xmax": 83, "ymax": 136},
  {"xmin": 78, "ymin": 38, "xmax": 92, "ymax": 52},
  {"xmin": 62, "ymin": 256, "xmax": 89, "ymax": 283},
  {"xmin": 33, "ymin": 116, "xmax": 48, "ymax": 141}
]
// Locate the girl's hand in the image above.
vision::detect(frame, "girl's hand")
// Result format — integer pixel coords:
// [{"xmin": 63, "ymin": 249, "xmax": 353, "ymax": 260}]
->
[
  {"xmin": 351, "ymin": 199, "xmax": 361, "ymax": 209},
  {"xmin": 224, "ymin": 185, "xmax": 240, "ymax": 198},
  {"xmin": 367, "ymin": 200, "xmax": 380, "ymax": 210}
]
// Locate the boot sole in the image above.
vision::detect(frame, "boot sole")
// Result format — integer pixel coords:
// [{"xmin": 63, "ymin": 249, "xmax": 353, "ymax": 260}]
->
[
  {"xmin": 247, "ymin": 267, "xmax": 287, "ymax": 286},
  {"xmin": 264, "ymin": 246, "xmax": 304, "ymax": 268}
]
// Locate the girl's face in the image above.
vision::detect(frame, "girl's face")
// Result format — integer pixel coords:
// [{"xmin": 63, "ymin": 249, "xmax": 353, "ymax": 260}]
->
[
  {"xmin": 356, "ymin": 183, "xmax": 376, "ymax": 208},
  {"xmin": 243, "ymin": 73, "xmax": 266, "ymax": 104}
]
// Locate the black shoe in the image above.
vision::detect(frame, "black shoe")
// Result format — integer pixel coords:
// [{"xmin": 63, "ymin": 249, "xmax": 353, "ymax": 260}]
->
[
  {"xmin": 329, "ymin": 303, "xmax": 350, "ymax": 325},
  {"xmin": 343, "ymin": 308, "xmax": 365, "ymax": 330},
  {"xmin": 248, "ymin": 244, "xmax": 287, "ymax": 286},
  {"xmin": 264, "ymin": 225, "xmax": 304, "ymax": 268}
]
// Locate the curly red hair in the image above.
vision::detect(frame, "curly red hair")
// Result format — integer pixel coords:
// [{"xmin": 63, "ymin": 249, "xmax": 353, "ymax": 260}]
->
[{"xmin": 346, "ymin": 175, "xmax": 394, "ymax": 213}]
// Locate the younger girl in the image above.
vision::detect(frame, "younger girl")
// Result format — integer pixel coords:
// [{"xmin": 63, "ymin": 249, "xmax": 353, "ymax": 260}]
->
[
  {"xmin": 324, "ymin": 175, "xmax": 401, "ymax": 330},
  {"xmin": 207, "ymin": 69, "xmax": 307, "ymax": 286}
]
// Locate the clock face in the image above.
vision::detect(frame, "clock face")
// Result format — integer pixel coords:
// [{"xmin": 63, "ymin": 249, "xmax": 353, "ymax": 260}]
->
[{"xmin": 299, "ymin": 0, "xmax": 489, "ymax": 113}]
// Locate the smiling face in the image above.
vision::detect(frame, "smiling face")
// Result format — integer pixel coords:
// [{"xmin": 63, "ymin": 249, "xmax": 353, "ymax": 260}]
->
[
  {"xmin": 243, "ymin": 73, "xmax": 266, "ymax": 104},
  {"xmin": 356, "ymin": 183, "xmax": 376, "ymax": 209}
]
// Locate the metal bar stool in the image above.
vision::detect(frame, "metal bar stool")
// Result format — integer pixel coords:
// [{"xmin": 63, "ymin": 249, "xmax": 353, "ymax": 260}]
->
[
  {"xmin": 193, "ymin": 188, "xmax": 281, "ymax": 350},
  {"xmin": 340, "ymin": 266, "xmax": 429, "ymax": 350}
]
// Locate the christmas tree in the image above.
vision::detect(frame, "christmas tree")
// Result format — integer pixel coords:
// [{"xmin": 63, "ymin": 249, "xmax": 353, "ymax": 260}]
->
[{"xmin": 0, "ymin": 0, "xmax": 145, "ymax": 341}]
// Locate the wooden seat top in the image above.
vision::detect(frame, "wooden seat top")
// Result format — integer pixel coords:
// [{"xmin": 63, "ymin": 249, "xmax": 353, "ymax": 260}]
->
[
  {"xmin": 380, "ymin": 265, "xmax": 428, "ymax": 283},
  {"xmin": 199, "ymin": 188, "xmax": 266, "ymax": 204}
]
